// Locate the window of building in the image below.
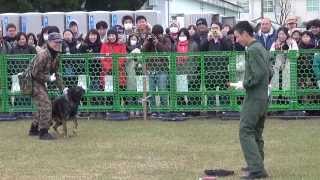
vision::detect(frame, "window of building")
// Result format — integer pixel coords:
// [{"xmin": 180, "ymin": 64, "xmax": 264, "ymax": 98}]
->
[
  {"xmin": 307, "ymin": 0, "xmax": 320, "ymax": 11},
  {"xmin": 238, "ymin": 0, "xmax": 249, "ymax": 13},
  {"xmin": 263, "ymin": 0, "xmax": 274, "ymax": 12}
]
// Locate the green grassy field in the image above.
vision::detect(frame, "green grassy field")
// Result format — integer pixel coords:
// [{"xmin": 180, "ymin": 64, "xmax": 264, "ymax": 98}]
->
[{"xmin": 0, "ymin": 118, "xmax": 319, "ymax": 180}]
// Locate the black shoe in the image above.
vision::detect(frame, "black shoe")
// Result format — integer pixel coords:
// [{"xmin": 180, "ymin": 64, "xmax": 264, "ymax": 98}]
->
[
  {"xmin": 28, "ymin": 123, "xmax": 39, "ymax": 136},
  {"xmin": 204, "ymin": 169, "xmax": 234, "ymax": 177},
  {"xmin": 39, "ymin": 129, "xmax": 56, "ymax": 140},
  {"xmin": 240, "ymin": 171, "xmax": 268, "ymax": 179}
]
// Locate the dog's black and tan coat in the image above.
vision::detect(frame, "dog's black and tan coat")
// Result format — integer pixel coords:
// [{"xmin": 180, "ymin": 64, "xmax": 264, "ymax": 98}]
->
[{"xmin": 52, "ymin": 86, "xmax": 85, "ymax": 137}]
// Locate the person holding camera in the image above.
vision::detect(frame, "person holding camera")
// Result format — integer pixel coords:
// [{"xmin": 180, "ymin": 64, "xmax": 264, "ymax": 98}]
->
[
  {"xmin": 270, "ymin": 27, "xmax": 298, "ymax": 90},
  {"xmin": 201, "ymin": 22, "xmax": 232, "ymax": 51},
  {"xmin": 142, "ymin": 24, "xmax": 171, "ymax": 117}
]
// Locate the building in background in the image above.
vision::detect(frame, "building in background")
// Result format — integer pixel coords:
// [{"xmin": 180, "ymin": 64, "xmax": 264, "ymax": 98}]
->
[
  {"xmin": 143, "ymin": 0, "xmax": 242, "ymax": 28},
  {"xmin": 239, "ymin": 0, "xmax": 320, "ymax": 26}
]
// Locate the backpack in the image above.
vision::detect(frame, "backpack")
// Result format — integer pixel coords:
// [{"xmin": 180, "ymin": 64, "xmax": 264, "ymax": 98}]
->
[{"xmin": 18, "ymin": 56, "xmax": 38, "ymax": 95}]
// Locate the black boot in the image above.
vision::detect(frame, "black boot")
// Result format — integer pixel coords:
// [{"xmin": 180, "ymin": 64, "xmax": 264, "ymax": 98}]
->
[
  {"xmin": 39, "ymin": 128, "xmax": 56, "ymax": 140},
  {"xmin": 28, "ymin": 123, "xmax": 39, "ymax": 136}
]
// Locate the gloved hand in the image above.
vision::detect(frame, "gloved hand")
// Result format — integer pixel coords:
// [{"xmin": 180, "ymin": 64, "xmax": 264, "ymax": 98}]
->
[
  {"xmin": 229, "ymin": 81, "xmax": 244, "ymax": 90},
  {"xmin": 268, "ymin": 84, "xmax": 272, "ymax": 97},
  {"xmin": 131, "ymin": 48, "xmax": 141, "ymax": 54},
  {"xmin": 49, "ymin": 73, "xmax": 56, "ymax": 82},
  {"xmin": 317, "ymin": 80, "xmax": 320, "ymax": 89},
  {"xmin": 63, "ymin": 87, "xmax": 69, "ymax": 95}
]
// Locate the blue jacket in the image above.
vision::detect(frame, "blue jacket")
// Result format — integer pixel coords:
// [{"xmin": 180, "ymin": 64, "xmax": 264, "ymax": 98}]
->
[{"xmin": 255, "ymin": 28, "xmax": 277, "ymax": 50}]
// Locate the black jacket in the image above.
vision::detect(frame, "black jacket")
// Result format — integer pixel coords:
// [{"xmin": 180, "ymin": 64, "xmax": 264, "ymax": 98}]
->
[
  {"xmin": 201, "ymin": 37, "xmax": 233, "ymax": 51},
  {"xmin": 78, "ymin": 41, "xmax": 101, "ymax": 53},
  {"xmin": 11, "ymin": 44, "xmax": 36, "ymax": 54},
  {"xmin": 62, "ymin": 40, "xmax": 78, "ymax": 54}
]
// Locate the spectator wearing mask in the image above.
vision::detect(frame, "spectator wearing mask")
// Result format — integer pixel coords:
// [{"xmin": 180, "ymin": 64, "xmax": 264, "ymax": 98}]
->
[
  {"xmin": 127, "ymin": 33, "xmax": 142, "ymax": 53},
  {"xmin": 4, "ymin": 23, "xmax": 17, "ymax": 47},
  {"xmin": 27, "ymin": 33, "xmax": 37, "ymax": 48},
  {"xmin": 38, "ymin": 26, "xmax": 49, "ymax": 48},
  {"xmin": 168, "ymin": 21, "xmax": 180, "ymax": 51},
  {"xmin": 96, "ymin": 21, "xmax": 108, "ymax": 43},
  {"xmin": 37, "ymin": 26, "xmax": 60, "ymax": 52},
  {"xmin": 291, "ymin": 29, "xmax": 301, "ymax": 45},
  {"xmin": 188, "ymin": 24, "xmax": 200, "ymax": 45},
  {"xmin": 306, "ymin": 19, "xmax": 320, "ymax": 47},
  {"xmin": 255, "ymin": 18, "xmax": 277, "ymax": 50},
  {"xmin": 62, "ymin": 29, "xmax": 78, "ymax": 54},
  {"xmin": 195, "ymin": 18, "xmax": 209, "ymax": 51},
  {"xmin": 11, "ymin": 32, "xmax": 36, "ymax": 54},
  {"xmin": 79, "ymin": 29, "xmax": 101, "ymax": 53},
  {"xmin": 122, "ymin": 15, "xmax": 135, "ymax": 41},
  {"xmin": 126, "ymin": 33, "xmax": 142, "ymax": 118},
  {"xmin": 270, "ymin": 27, "xmax": 298, "ymax": 91},
  {"xmin": 175, "ymin": 28, "xmax": 199, "ymax": 114},
  {"xmin": 142, "ymin": 24, "xmax": 171, "ymax": 117},
  {"xmin": 0, "ymin": 26, "xmax": 12, "ymax": 54},
  {"xmin": 69, "ymin": 20, "xmax": 83, "ymax": 43}
]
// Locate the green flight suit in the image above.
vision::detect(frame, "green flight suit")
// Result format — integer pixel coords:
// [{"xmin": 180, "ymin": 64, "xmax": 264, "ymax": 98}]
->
[{"xmin": 240, "ymin": 40, "xmax": 272, "ymax": 173}]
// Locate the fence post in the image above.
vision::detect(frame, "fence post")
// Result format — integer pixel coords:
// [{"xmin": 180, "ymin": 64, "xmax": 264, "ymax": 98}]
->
[
  {"xmin": 0, "ymin": 54, "xmax": 3, "ymax": 113},
  {"xmin": 200, "ymin": 52, "xmax": 206, "ymax": 111},
  {"xmin": 288, "ymin": 50, "xmax": 298, "ymax": 110},
  {"xmin": 2, "ymin": 55, "xmax": 9, "ymax": 113},
  {"xmin": 228, "ymin": 51, "xmax": 237, "ymax": 111},
  {"xmin": 170, "ymin": 52, "xmax": 177, "ymax": 112},
  {"xmin": 113, "ymin": 54, "xmax": 120, "ymax": 112}
]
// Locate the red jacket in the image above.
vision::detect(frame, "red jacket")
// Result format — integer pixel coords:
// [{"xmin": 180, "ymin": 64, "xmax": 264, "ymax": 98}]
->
[
  {"xmin": 176, "ymin": 40, "xmax": 189, "ymax": 65},
  {"xmin": 100, "ymin": 42, "xmax": 127, "ymax": 87}
]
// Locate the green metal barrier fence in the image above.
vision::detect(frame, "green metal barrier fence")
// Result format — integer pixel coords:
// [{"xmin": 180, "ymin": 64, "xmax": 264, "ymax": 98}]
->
[{"xmin": 1, "ymin": 50, "xmax": 320, "ymax": 113}]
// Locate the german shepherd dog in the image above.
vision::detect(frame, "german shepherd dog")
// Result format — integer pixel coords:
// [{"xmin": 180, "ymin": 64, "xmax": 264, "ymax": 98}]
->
[{"xmin": 52, "ymin": 86, "xmax": 85, "ymax": 137}]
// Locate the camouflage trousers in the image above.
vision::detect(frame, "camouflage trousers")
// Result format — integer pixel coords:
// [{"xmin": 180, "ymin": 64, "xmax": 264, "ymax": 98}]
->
[{"xmin": 31, "ymin": 82, "xmax": 52, "ymax": 130}]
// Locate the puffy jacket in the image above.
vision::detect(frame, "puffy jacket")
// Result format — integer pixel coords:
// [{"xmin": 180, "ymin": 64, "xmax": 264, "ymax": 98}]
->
[
  {"xmin": 11, "ymin": 44, "xmax": 36, "ymax": 54},
  {"xmin": 100, "ymin": 42, "xmax": 127, "ymax": 87},
  {"xmin": 255, "ymin": 28, "xmax": 277, "ymax": 50}
]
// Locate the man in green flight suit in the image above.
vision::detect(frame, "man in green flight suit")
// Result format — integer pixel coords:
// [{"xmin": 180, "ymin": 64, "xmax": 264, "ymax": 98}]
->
[{"xmin": 231, "ymin": 21, "xmax": 272, "ymax": 179}]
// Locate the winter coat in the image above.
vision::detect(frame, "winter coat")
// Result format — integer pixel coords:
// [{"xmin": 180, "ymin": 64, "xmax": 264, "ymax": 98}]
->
[
  {"xmin": 100, "ymin": 42, "xmax": 127, "ymax": 87},
  {"xmin": 11, "ymin": 44, "xmax": 36, "ymax": 54}
]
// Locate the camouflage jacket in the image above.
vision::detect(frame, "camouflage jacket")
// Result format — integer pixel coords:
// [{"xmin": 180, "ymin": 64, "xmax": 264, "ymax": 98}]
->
[{"xmin": 31, "ymin": 47, "xmax": 64, "ymax": 91}]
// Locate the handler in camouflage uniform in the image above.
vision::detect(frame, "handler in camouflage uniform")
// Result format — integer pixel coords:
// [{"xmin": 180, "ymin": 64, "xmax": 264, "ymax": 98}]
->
[
  {"xmin": 28, "ymin": 32, "xmax": 67, "ymax": 140},
  {"xmin": 231, "ymin": 21, "xmax": 272, "ymax": 179}
]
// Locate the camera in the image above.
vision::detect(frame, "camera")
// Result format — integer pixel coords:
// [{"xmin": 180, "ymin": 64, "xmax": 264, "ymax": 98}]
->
[{"xmin": 147, "ymin": 34, "xmax": 155, "ymax": 42}]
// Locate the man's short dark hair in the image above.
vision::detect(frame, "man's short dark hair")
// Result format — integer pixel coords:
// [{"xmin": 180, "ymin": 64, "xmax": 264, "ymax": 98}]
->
[
  {"xmin": 234, "ymin": 21, "xmax": 254, "ymax": 37},
  {"xmin": 122, "ymin": 15, "xmax": 134, "ymax": 25},
  {"xmin": 211, "ymin": 22, "xmax": 222, "ymax": 30},
  {"xmin": 69, "ymin": 21, "xmax": 78, "ymax": 28},
  {"xmin": 152, "ymin": 24, "xmax": 163, "ymax": 35},
  {"xmin": 96, "ymin": 21, "xmax": 108, "ymax": 29},
  {"xmin": 6, "ymin": 23, "xmax": 16, "ymax": 31},
  {"xmin": 136, "ymin": 15, "xmax": 147, "ymax": 24},
  {"xmin": 306, "ymin": 19, "xmax": 320, "ymax": 30}
]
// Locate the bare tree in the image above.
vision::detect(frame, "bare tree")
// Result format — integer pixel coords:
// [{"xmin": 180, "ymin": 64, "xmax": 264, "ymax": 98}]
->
[{"xmin": 274, "ymin": 0, "xmax": 292, "ymax": 25}]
